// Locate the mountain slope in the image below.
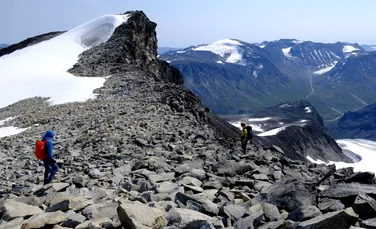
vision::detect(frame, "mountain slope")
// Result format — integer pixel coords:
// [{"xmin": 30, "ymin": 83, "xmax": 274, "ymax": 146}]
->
[
  {"xmin": 328, "ymin": 103, "xmax": 376, "ymax": 140},
  {"xmin": 158, "ymin": 46, "xmax": 180, "ymax": 54},
  {"xmin": 311, "ymin": 52, "xmax": 376, "ymax": 121},
  {"xmin": 160, "ymin": 39, "xmax": 310, "ymax": 114},
  {"xmin": 230, "ymin": 100, "xmax": 352, "ymax": 162}
]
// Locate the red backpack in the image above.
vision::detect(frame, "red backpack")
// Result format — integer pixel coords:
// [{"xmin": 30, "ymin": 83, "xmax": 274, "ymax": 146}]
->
[{"xmin": 35, "ymin": 140, "xmax": 48, "ymax": 160}]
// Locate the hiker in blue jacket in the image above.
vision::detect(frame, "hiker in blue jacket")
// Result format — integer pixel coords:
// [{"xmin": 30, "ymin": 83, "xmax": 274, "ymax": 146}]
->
[{"xmin": 42, "ymin": 130, "xmax": 59, "ymax": 185}]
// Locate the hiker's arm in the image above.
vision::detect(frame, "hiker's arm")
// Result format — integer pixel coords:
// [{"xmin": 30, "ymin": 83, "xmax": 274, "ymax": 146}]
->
[{"xmin": 45, "ymin": 141, "xmax": 54, "ymax": 159}]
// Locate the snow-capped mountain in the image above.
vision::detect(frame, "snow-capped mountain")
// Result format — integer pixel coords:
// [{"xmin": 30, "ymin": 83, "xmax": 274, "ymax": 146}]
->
[
  {"xmin": 361, "ymin": 44, "xmax": 376, "ymax": 52},
  {"xmin": 159, "ymin": 38, "xmax": 371, "ymax": 120},
  {"xmin": 159, "ymin": 39, "xmax": 310, "ymax": 114},
  {"xmin": 260, "ymin": 39, "xmax": 365, "ymax": 73}
]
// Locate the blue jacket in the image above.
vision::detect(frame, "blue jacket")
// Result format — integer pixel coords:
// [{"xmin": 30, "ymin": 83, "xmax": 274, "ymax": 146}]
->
[{"xmin": 42, "ymin": 130, "xmax": 55, "ymax": 160}]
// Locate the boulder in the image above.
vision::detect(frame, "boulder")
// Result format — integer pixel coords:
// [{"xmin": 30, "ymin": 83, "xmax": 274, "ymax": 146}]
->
[
  {"xmin": 20, "ymin": 211, "xmax": 67, "ymax": 229},
  {"xmin": 353, "ymin": 193, "xmax": 376, "ymax": 219},
  {"xmin": 233, "ymin": 212, "xmax": 264, "ymax": 229},
  {"xmin": 182, "ymin": 220, "xmax": 215, "ymax": 229},
  {"xmin": 320, "ymin": 183, "xmax": 376, "ymax": 199},
  {"xmin": 258, "ymin": 220, "xmax": 284, "ymax": 229},
  {"xmin": 297, "ymin": 208, "xmax": 358, "ymax": 229},
  {"xmin": 189, "ymin": 169, "xmax": 206, "ymax": 181},
  {"xmin": 288, "ymin": 205, "xmax": 322, "ymax": 221},
  {"xmin": 263, "ymin": 203, "xmax": 281, "ymax": 222},
  {"xmin": 117, "ymin": 201, "xmax": 167, "ymax": 229},
  {"xmin": 173, "ymin": 208, "xmax": 213, "ymax": 228},
  {"xmin": 47, "ymin": 196, "xmax": 94, "ymax": 212},
  {"xmin": 345, "ymin": 172, "xmax": 375, "ymax": 184},
  {"xmin": 148, "ymin": 172, "xmax": 175, "ymax": 183},
  {"xmin": 223, "ymin": 204, "xmax": 246, "ymax": 221},
  {"xmin": 217, "ymin": 161, "xmax": 256, "ymax": 176},
  {"xmin": 202, "ymin": 200, "xmax": 219, "ymax": 216},
  {"xmin": 156, "ymin": 181, "xmax": 178, "ymax": 194},
  {"xmin": 262, "ymin": 179, "xmax": 315, "ymax": 211},
  {"xmin": 360, "ymin": 217, "xmax": 376, "ymax": 228},
  {"xmin": 61, "ymin": 212, "xmax": 86, "ymax": 228},
  {"xmin": 0, "ymin": 217, "xmax": 24, "ymax": 229},
  {"xmin": 75, "ymin": 218, "xmax": 113, "ymax": 229},
  {"xmin": 318, "ymin": 198, "xmax": 345, "ymax": 213},
  {"xmin": 1, "ymin": 199, "xmax": 43, "ymax": 221},
  {"xmin": 181, "ymin": 176, "xmax": 203, "ymax": 187}
]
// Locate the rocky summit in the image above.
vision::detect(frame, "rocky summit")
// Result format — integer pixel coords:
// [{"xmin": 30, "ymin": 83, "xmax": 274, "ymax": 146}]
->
[{"xmin": 0, "ymin": 10, "xmax": 376, "ymax": 229}]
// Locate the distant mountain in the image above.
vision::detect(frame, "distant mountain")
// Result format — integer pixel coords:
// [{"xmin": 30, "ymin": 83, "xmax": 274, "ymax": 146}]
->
[
  {"xmin": 361, "ymin": 44, "xmax": 376, "ymax": 52},
  {"xmin": 160, "ymin": 38, "xmax": 368, "ymax": 120},
  {"xmin": 311, "ymin": 52, "xmax": 376, "ymax": 121},
  {"xmin": 158, "ymin": 47, "xmax": 181, "ymax": 54},
  {"xmin": 328, "ymin": 103, "xmax": 376, "ymax": 140},
  {"xmin": 229, "ymin": 100, "xmax": 353, "ymax": 162},
  {"xmin": 0, "ymin": 44, "xmax": 8, "ymax": 49},
  {"xmin": 159, "ymin": 39, "xmax": 310, "ymax": 114}
]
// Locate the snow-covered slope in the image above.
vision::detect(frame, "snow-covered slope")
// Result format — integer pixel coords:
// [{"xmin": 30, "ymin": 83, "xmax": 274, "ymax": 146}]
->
[
  {"xmin": 308, "ymin": 139, "xmax": 376, "ymax": 173},
  {"xmin": 0, "ymin": 14, "xmax": 130, "ymax": 109},
  {"xmin": 343, "ymin": 45, "xmax": 359, "ymax": 53},
  {"xmin": 193, "ymin": 39, "xmax": 245, "ymax": 65}
]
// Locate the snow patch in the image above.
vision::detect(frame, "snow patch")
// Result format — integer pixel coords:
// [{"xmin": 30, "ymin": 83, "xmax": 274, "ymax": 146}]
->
[
  {"xmin": 258, "ymin": 126, "xmax": 287, "ymax": 136},
  {"xmin": 248, "ymin": 117, "xmax": 272, "ymax": 122},
  {"xmin": 314, "ymin": 62, "xmax": 338, "ymax": 74},
  {"xmin": 216, "ymin": 60, "xmax": 223, "ymax": 64},
  {"xmin": 292, "ymin": 40, "xmax": 304, "ymax": 45},
  {"xmin": 0, "ymin": 117, "xmax": 15, "ymax": 126},
  {"xmin": 230, "ymin": 121, "xmax": 264, "ymax": 132},
  {"xmin": 176, "ymin": 50, "xmax": 186, "ymax": 54},
  {"xmin": 282, "ymin": 47, "xmax": 292, "ymax": 58},
  {"xmin": 0, "ymin": 14, "xmax": 130, "ymax": 109},
  {"xmin": 259, "ymin": 45, "xmax": 266, "ymax": 48},
  {"xmin": 300, "ymin": 120, "xmax": 308, "ymax": 123},
  {"xmin": 306, "ymin": 156, "xmax": 327, "ymax": 164},
  {"xmin": 193, "ymin": 39, "xmax": 245, "ymax": 65},
  {"xmin": 0, "ymin": 126, "xmax": 28, "ymax": 138},
  {"xmin": 256, "ymin": 64, "xmax": 264, "ymax": 69},
  {"xmin": 253, "ymin": 71, "xmax": 257, "ymax": 78},
  {"xmin": 343, "ymin": 45, "xmax": 359, "ymax": 53},
  {"xmin": 309, "ymin": 139, "xmax": 376, "ymax": 174},
  {"xmin": 305, "ymin": 107, "xmax": 312, "ymax": 113}
]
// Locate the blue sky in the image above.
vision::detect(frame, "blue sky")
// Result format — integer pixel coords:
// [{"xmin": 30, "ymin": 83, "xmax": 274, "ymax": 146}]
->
[{"xmin": 1, "ymin": 0, "xmax": 375, "ymax": 47}]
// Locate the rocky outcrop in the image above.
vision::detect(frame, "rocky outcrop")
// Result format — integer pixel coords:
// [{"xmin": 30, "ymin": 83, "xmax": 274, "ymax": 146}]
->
[{"xmin": 250, "ymin": 101, "xmax": 352, "ymax": 162}]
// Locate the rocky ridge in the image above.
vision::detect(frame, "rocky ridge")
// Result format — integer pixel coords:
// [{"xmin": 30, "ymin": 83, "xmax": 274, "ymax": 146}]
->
[{"xmin": 0, "ymin": 11, "xmax": 375, "ymax": 229}]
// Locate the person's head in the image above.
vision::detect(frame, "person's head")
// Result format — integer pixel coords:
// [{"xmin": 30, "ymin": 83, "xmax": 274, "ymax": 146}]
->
[
  {"xmin": 43, "ymin": 130, "xmax": 55, "ymax": 140},
  {"xmin": 241, "ymin": 123, "xmax": 246, "ymax": 128}
]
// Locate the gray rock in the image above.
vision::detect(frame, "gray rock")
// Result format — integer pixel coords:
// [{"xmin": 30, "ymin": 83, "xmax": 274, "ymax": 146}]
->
[
  {"xmin": 117, "ymin": 201, "xmax": 167, "ymax": 228},
  {"xmin": 20, "ymin": 211, "xmax": 67, "ymax": 229},
  {"xmin": 288, "ymin": 205, "xmax": 322, "ymax": 221},
  {"xmin": 320, "ymin": 183, "xmax": 376, "ymax": 199},
  {"xmin": 254, "ymin": 181, "xmax": 272, "ymax": 192},
  {"xmin": 0, "ymin": 217, "xmax": 24, "ymax": 229},
  {"xmin": 273, "ymin": 171, "xmax": 282, "ymax": 180},
  {"xmin": 47, "ymin": 196, "xmax": 94, "ymax": 212},
  {"xmin": 217, "ymin": 161, "xmax": 256, "ymax": 176},
  {"xmin": 252, "ymin": 174, "xmax": 269, "ymax": 181},
  {"xmin": 183, "ymin": 184, "xmax": 204, "ymax": 193},
  {"xmin": 224, "ymin": 204, "xmax": 246, "ymax": 221},
  {"xmin": 181, "ymin": 176, "xmax": 203, "ymax": 187},
  {"xmin": 262, "ymin": 179, "xmax": 315, "ymax": 211},
  {"xmin": 190, "ymin": 169, "xmax": 206, "ymax": 181},
  {"xmin": 353, "ymin": 193, "xmax": 376, "ymax": 219},
  {"xmin": 156, "ymin": 181, "xmax": 178, "ymax": 194},
  {"xmin": 258, "ymin": 220, "xmax": 284, "ymax": 229},
  {"xmin": 61, "ymin": 212, "xmax": 87, "ymax": 227},
  {"xmin": 89, "ymin": 169, "xmax": 104, "ymax": 179},
  {"xmin": 75, "ymin": 218, "xmax": 114, "ymax": 229},
  {"xmin": 263, "ymin": 203, "xmax": 281, "ymax": 222},
  {"xmin": 1, "ymin": 199, "xmax": 43, "ymax": 221},
  {"xmin": 148, "ymin": 172, "xmax": 175, "ymax": 183},
  {"xmin": 233, "ymin": 212, "xmax": 264, "ymax": 229},
  {"xmin": 50, "ymin": 183, "xmax": 70, "ymax": 192},
  {"xmin": 360, "ymin": 217, "xmax": 376, "ymax": 228},
  {"xmin": 72, "ymin": 176, "xmax": 87, "ymax": 188},
  {"xmin": 182, "ymin": 220, "xmax": 215, "ymax": 229},
  {"xmin": 202, "ymin": 200, "xmax": 219, "ymax": 216},
  {"xmin": 297, "ymin": 208, "xmax": 358, "ymax": 229},
  {"xmin": 318, "ymin": 198, "xmax": 345, "ymax": 213},
  {"xmin": 202, "ymin": 180, "xmax": 222, "ymax": 190},
  {"xmin": 173, "ymin": 208, "xmax": 213, "ymax": 228},
  {"xmin": 345, "ymin": 172, "xmax": 375, "ymax": 184}
]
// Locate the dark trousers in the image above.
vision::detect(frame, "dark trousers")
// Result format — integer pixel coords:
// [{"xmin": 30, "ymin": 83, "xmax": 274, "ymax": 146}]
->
[
  {"xmin": 241, "ymin": 137, "xmax": 248, "ymax": 153},
  {"xmin": 43, "ymin": 158, "xmax": 59, "ymax": 184}
]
